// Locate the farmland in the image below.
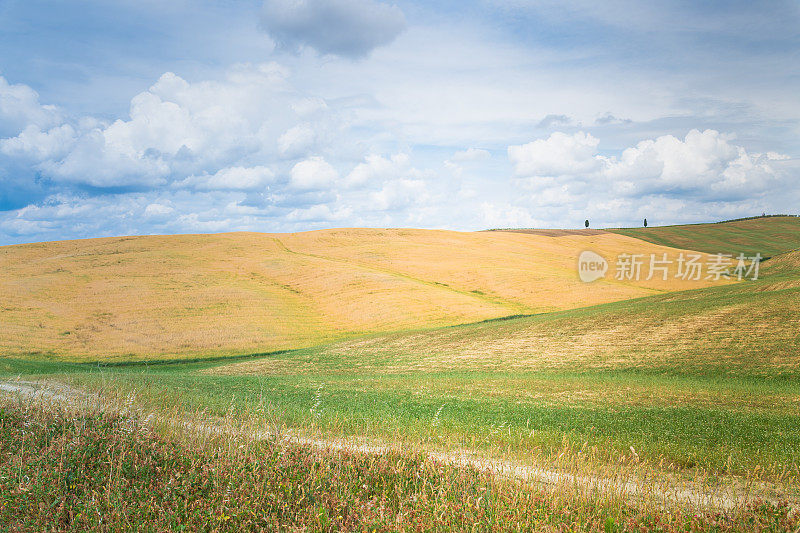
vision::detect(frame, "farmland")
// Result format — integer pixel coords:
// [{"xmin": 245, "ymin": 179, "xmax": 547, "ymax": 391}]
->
[
  {"xmin": 0, "ymin": 228, "xmax": 726, "ymax": 360},
  {"xmin": 2, "ymin": 218, "xmax": 800, "ymax": 530}
]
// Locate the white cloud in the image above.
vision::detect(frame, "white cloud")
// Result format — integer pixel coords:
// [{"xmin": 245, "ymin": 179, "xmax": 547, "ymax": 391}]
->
[
  {"xmin": 0, "ymin": 63, "xmax": 342, "ymax": 193},
  {"xmin": 33, "ymin": 65, "xmax": 297, "ymax": 187},
  {"xmin": 0, "ymin": 76, "xmax": 62, "ymax": 137},
  {"xmin": 0, "ymin": 124, "xmax": 77, "ymax": 161},
  {"xmin": 290, "ymin": 156, "xmax": 339, "ymax": 189},
  {"xmin": 370, "ymin": 177, "xmax": 425, "ymax": 210},
  {"xmin": 260, "ymin": 0, "xmax": 406, "ymax": 58},
  {"xmin": 44, "ymin": 129, "xmax": 172, "ymax": 187},
  {"xmin": 606, "ymin": 129, "xmax": 780, "ymax": 198},
  {"xmin": 144, "ymin": 203, "xmax": 175, "ymax": 218},
  {"xmin": 278, "ymin": 123, "xmax": 316, "ymax": 157},
  {"xmin": 509, "ymin": 131, "xmax": 603, "ymax": 178},
  {"xmin": 509, "ymin": 129, "xmax": 786, "ymax": 201},
  {"xmin": 179, "ymin": 166, "xmax": 275, "ymax": 191},
  {"xmin": 479, "ymin": 203, "xmax": 544, "ymax": 229},
  {"xmin": 287, "ymin": 203, "xmax": 352, "ymax": 222},
  {"xmin": 345, "ymin": 152, "xmax": 409, "ymax": 186}
]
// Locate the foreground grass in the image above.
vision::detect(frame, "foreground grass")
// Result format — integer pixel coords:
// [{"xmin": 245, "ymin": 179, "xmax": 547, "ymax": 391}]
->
[
  {"xmin": 1, "ymin": 400, "xmax": 798, "ymax": 532},
  {"xmin": 3, "ymin": 361, "xmax": 799, "ymax": 499}
]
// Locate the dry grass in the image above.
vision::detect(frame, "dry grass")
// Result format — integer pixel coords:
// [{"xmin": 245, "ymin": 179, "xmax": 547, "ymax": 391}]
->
[
  {"xmin": 0, "ymin": 229, "xmax": 728, "ymax": 361},
  {"xmin": 213, "ymin": 262, "xmax": 800, "ymax": 379}
]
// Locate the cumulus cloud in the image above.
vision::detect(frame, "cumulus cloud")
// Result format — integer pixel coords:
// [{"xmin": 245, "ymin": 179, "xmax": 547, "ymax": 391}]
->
[
  {"xmin": 605, "ymin": 129, "xmax": 781, "ymax": 199},
  {"xmin": 290, "ymin": 156, "xmax": 339, "ymax": 189},
  {"xmin": 509, "ymin": 131, "xmax": 603, "ymax": 178},
  {"xmin": 345, "ymin": 152, "xmax": 409, "ymax": 186},
  {"xmin": 0, "ymin": 124, "xmax": 77, "ymax": 161},
  {"xmin": 0, "ymin": 76, "xmax": 62, "ymax": 137},
  {"xmin": 44, "ymin": 129, "xmax": 173, "ymax": 188},
  {"xmin": 509, "ymin": 129, "xmax": 786, "ymax": 201},
  {"xmin": 499, "ymin": 129, "xmax": 793, "ymax": 229},
  {"xmin": 0, "ymin": 63, "xmax": 796, "ymax": 244},
  {"xmin": 31, "ymin": 65, "xmax": 295, "ymax": 188},
  {"xmin": 260, "ymin": 0, "xmax": 406, "ymax": 58},
  {"xmin": 0, "ymin": 64, "xmax": 329, "ymax": 190}
]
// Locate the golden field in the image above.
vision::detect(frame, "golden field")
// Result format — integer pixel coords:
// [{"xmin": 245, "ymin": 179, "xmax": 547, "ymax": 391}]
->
[{"xmin": 0, "ymin": 228, "xmax": 730, "ymax": 360}]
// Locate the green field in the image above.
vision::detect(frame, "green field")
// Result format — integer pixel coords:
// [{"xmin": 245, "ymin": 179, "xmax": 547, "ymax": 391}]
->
[
  {"xmin": 610, "ymin": 215, "xmax": 800, "ymax": 257},
  {"xmin": 2, "ymin": 219, "xmax": 800, "ymax": 530}
]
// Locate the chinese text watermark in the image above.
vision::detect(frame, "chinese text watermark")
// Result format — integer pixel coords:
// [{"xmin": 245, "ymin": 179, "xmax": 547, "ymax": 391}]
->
[{"xmin": 579, "ymin": 251, "xmax": 761, "ymax": 283}]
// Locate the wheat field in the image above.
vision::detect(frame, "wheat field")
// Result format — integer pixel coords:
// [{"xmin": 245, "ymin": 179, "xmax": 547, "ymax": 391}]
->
[{"xmin": 0, "ymin": 229, "xmax": 728, "ymax": 360}]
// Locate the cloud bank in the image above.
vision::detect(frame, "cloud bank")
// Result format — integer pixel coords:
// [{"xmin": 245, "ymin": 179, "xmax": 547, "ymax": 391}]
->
[
  {"xmin": 509, "ymin": 129, "xmax": 784, "ymax": 201},
  {"xmin": 0, "ymin": 64, "xmax": 796, "ymax": 245}
]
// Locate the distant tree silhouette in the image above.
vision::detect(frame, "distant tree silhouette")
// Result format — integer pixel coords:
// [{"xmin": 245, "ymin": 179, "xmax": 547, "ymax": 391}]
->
[
  {"xmin": 644, "ymin": 218, "xmax": 648, "ymax": 227},
  {"xmin": 584, "ymin": 220, "xmax": 589, "ymax": 228}
]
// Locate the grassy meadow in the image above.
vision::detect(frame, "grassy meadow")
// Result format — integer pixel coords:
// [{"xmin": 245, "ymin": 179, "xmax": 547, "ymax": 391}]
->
[
  {"xmin": 4, "ymin": 399, "xmax": 797, "ymax": 532},
  {"xmin": 2, "ymin": 218, "xmax": 800, "ymax": 530}
]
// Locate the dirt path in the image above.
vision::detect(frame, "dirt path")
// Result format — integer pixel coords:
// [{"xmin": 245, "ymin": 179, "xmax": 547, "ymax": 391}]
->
[
  {"xmin": 279, "ymin": 435, "xmax": 744, "ymax": 511},
  {"xmin": 1, "ymin": 380, "xmax": 791, "ymax": 512},
  {"xmin": 0, "ymin": 380, "xmax": 94, "ymax": 403}
]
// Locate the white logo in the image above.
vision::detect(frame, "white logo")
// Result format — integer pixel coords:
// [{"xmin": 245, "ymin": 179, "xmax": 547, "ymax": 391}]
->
[{"xmin": 578, "ymin": 250, "xmax": 608, "ymax": 283}]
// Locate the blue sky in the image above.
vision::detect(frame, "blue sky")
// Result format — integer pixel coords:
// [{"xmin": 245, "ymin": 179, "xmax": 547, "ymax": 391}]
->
[{"xmin": 1, "ymin": 0, "xmax": 799, "ymax": 244}]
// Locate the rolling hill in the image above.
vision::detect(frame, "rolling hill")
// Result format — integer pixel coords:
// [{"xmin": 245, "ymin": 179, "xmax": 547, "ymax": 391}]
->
[
  {"xmin": 243, "ymin": 245, "xmax": 800, "ymax": 379},
  {"xmin": 190, "ymin": 221, "xmax": 800, "ymax": 481},
  {"xmin": 2, "ymin": 218, "xmax": 800, "ymax": 511},
  {"xmin": 0, "ymin": 228, "xmax": 727, "ymax": 361}
]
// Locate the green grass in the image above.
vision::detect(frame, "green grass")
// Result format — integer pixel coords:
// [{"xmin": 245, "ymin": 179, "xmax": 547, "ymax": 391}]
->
[
  {"xmin": 610, "ymin": 216, "xmax": 800, "ymax": 257},
  {"xmin": 19, "ymin": 365, "xmax": 797, "ymax": 480},
  {"xmin": 2, "ymin": 401, "xmax": 798, "ymax": 532}
]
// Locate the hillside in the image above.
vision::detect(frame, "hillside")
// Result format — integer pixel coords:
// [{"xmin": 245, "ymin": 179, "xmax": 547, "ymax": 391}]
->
[
  {"xmin": 217, "ymin": 246, "xmax": 800, "ymax": 378},
  {"xmin": 3, "ymin": 223, "xmax": 800, "ymax": 509},
  {"xmin": 195, "ymin": 240, "xmax": 800, "ymax": 481},
  {"xmin": 610, "ymin": 216, "xmax": 800, "ymax": 257},
  {"xmin": 0, "ymin": 229, "xmax": 726, "ymax": 361}
]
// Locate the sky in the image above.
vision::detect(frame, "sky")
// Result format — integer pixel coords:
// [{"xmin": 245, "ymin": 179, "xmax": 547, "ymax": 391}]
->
[{"xmin": 0, "ymin": 0, "xmax": 799, "ymax": 244}]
